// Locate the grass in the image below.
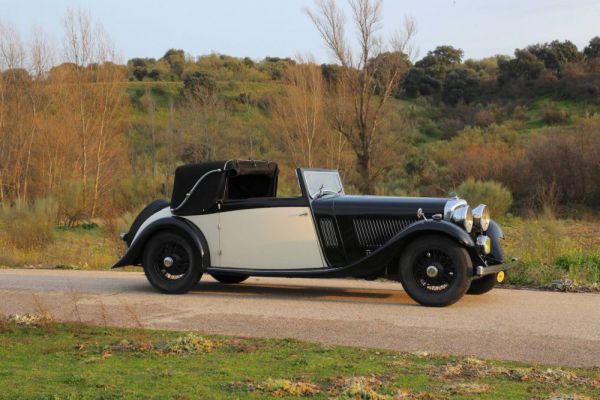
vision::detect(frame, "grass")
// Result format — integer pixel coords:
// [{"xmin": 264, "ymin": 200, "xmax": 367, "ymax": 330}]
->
[
  {"xmin": 0, "ymin": 318, "xmax": 598, "ymax": 399},
  {"xmin": 0, "ymin": 224, "xmax": 119, "ymax": 270},
  {"xmin": 501, "ymin": 212, "xmax": 600, "ymax": 288}
]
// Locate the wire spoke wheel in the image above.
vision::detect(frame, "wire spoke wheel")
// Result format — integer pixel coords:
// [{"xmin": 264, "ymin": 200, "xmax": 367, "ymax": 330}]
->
[
  {"xmin": 413, "ymin": 249, "xmax": 457, "ymax": 293},
  {"xmin": 142, "ymin": 232, "xmax": 203, "ymax": 294},
  {"xmin": 399, "ymin": 235, "xmax": 471, "ymax": 307},
  {"xmin": 153, "ymin": 241, "xmax": 190, "ymax": 280}
]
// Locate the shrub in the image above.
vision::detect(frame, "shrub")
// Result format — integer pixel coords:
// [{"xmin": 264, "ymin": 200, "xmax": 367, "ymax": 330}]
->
[
  {"xmin": 0, "ymin": 197, "xmax": 58, "ymax": 249},
  {"xmin": 457, "ymin": 179, "xmax": 513, "ymax": 216},
  {"xmin": 541, "ymin": 103, "xmax": 570, "ymax": 124},
  {"xmin": 54, "ymin": 179, "xmax": 86, "ymax": 226},
  {"xmin": 473, "ymin": 108, "xmax": 498, "ymax": 127},
  {"xmin": 520, "ymin": 120, "xmax": 600, "ymax": 207}
]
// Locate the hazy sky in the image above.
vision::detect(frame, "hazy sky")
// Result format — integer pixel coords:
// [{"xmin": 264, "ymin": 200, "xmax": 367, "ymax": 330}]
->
[{"xmin": 2, "ymin": 0, "xmax": 599, "ymax": 63}]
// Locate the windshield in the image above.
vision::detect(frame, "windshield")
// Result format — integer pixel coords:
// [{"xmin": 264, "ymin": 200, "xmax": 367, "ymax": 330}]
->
[{"xmin": 302, "ymin": 170, "xmax": 344, "ymax": 199}]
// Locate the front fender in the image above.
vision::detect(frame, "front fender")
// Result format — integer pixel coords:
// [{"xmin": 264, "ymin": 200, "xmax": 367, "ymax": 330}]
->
[
  {"xmin": 484, "ymin": 219, "xmax": 505, "ymax": 264},
  {"xmin": 328, "ymin": 219, "xmax": 474, "ymax": 278},
  {"xmin": 112, "ymin": 217, "xmax": 210, "ymax": 269},
  {"xmin": 392, "ymin": 219, "xmax": 475, "ymax": 248}
]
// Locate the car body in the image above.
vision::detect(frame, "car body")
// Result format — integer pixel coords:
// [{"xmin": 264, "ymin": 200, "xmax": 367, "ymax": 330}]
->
[{"xmin": 114, "ymin": 160, "xmax": 514, "ymax": 306}]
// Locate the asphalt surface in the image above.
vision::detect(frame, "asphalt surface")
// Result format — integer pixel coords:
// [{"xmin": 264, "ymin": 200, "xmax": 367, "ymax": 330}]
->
[{"xmin": 0, "ymin": 269, "xmax": 598, "ymax": 367}]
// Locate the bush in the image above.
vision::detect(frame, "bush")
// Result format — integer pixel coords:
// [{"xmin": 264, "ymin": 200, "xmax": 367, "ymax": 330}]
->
[
  {"xmin": 541, "ymin": 104, "xmax": 570, "ymax": 124},
  {"xmin": 520, "ymin": 119, "xmax": 600, "ymax": 207},
  {"xmin": 473, "ymin": 108, "xmax": 498, "ymax": 127},
  {"xmin": 0, "ymin": 197, "xmax": 58, "ymax": 249},
  {"xmin": 457, "ymin": 179, "xmax": 513, "ymax": 216}
]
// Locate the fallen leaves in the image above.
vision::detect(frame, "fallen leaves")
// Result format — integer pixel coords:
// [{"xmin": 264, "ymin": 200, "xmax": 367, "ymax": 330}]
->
[{"xmin": 6, "ymin": 313, "xmax": 53, "ymax": 328}]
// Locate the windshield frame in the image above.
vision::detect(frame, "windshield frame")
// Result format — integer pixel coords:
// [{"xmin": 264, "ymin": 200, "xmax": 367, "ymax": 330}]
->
[{"xmin": 297, "ymin": 168, "xmax": 345, "ymax": 200}]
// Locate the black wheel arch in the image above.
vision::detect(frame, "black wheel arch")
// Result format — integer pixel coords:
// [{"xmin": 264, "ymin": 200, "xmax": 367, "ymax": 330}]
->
[
  {"xmin": 112, "ymin": 216, "xmax": 210, "ymax": 270},
  {"xmin": 379, "ymin": 221, "xmax": 476, "ymax": 279}
]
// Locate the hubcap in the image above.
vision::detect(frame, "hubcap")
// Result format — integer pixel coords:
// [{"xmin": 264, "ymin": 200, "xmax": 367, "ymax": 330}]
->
[
  {"xmin": 163, "ymin": 256, "xmax": 174, "ymax": 268},
  {"xmin": 426, "ymin": 265, "xmax": 439, "ymax": 278},
  {"xmin": 412, "ymin": 248, "xmax": 457, "ymax": 293},
  {"xmin": 153, "ymin": 241, "xmax": 190, "ymax": 281}
]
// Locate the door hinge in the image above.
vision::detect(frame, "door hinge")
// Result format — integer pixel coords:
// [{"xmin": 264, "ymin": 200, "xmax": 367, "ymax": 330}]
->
[
  {"xmin": 218, "ymin": 250, "xmax": 222, "ymax": 255},
  {"xmin": 218, "ymin": 223, "xmax": 221, "ymax": 230}
]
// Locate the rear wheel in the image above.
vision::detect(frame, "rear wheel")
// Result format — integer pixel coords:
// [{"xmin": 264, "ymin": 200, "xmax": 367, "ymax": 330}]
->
[
  {"xmin": 142, "ymin": 232, "xmax": 202, "ymax": 294},
  {"xmin": 211, "ymin": 274, "xmax": 249, "ymax": 284},
  {"xmin": 467, "ymin": 274, "xmax": 498, "ymax": 295},
  {"xmin": 399, "ymin": 235, "xmax": 471, "ymax": 307}
]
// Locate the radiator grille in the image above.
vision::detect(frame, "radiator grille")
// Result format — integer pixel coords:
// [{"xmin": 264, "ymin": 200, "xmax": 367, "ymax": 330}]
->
[
  {"xmin": 319, "ymin": 218, "xmax": 339, "ymax": 248},
  {"xmin": 353, "ymin": 218, "xmax": 416, "ymax": 248}
]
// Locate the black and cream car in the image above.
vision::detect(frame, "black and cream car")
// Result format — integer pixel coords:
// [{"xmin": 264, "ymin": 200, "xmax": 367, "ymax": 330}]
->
[{"xmin": 114, "ymin": 160, "xmax": 513, "ymax": 307}]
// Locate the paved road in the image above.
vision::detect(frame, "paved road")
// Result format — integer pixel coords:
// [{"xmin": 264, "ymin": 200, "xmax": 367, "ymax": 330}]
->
[{"xmin": 0, "ymin": 269, "xmax": 598, "ymax": 367}]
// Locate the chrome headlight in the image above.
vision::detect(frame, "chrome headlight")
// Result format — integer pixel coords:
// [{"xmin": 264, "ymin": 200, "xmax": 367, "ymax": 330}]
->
[
  {"xmin": 476, "ymin": 235, "xmax": 491, "ymax": 254},
  {"xmin": 472, "ymin": 204, "xmax": 490, "ymax": 232},
  {"xmin": 451, "ymin": 205, "xmax": 473, "ymax": 233}
]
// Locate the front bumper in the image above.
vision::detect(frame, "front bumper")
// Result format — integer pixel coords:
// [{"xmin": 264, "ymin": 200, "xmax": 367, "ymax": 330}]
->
[{"xmin": 475, "ymin": 257, "xmax": 517, "ymax": 277}]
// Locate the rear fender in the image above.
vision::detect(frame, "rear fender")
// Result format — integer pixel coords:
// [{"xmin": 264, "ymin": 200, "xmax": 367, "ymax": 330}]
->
[{"xmin": 112, "ymin": 217, "xmax": 210, "ymax": 269}]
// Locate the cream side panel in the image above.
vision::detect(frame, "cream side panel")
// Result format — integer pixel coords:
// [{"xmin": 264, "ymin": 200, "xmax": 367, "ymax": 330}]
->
[
  {"xmin": 184, "ymin": 214, "xmax": 221, "ymax": 266},
  {"xmin": 219, "ymin": 207, "xmax": 325, "ymax": 269}
]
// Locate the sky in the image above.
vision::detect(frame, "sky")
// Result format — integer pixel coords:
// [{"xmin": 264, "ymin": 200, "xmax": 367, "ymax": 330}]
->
[{"xmin": 1, "ymin": 0, "xmax": 599, "ymax": 63}]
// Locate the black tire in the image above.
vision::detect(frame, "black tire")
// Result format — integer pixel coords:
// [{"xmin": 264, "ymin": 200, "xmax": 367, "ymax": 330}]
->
[
  {"xmin": 399, "ymin": 235, "xmax": 472, "ymax": 307},
  {"xmin": 142, "ymin": 232, "xmax": 203, "ymax": 294},
  {"xmin": 467, "ymin": 274, "xmax": 497, "ymax": 295},
  {"xmin": 211, "ymin": 274, "xmax": 249, "ymax": 284}
]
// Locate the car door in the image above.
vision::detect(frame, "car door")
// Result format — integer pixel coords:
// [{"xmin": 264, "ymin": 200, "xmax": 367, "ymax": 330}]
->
[{"xmin": 218, "ymin": 199, "xmax": 326, "ymax": 269}]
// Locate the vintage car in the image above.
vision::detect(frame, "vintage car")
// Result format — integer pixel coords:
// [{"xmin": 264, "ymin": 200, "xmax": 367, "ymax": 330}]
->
[{"xmin": 114, "ymin": 160, "xmax": 514, "ymax": 307}]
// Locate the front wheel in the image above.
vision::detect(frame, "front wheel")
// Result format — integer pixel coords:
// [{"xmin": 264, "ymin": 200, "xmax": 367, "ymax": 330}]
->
[
  {"xmin": 142, "ymin": 232, "xmax": 203, "ymax": 294},
  {"xmin": 399, "ymin": 235, "xmax": 471, "ymax": 307}
]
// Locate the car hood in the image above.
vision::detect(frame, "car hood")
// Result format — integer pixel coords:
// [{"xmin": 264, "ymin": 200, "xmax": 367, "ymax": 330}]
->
[{"xmin": 313, "ymin": 195, "xmax": 449, "ymax": 218}]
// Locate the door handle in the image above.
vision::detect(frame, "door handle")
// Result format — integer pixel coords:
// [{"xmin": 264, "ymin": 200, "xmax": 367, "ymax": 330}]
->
[{"xmin": 297, "ymin": 211, "xmax": 309, "ymax": 216}]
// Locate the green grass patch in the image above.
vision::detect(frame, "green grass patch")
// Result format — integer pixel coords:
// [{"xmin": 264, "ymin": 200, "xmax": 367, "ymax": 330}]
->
[{"xmin": 0, "ymin": 319, "xmax": 598, "ymax": 399}]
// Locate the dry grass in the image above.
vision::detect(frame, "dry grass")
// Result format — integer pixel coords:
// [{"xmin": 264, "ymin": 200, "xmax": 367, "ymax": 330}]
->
[
  {"xmin": 0, "ymin": 198, "xmax": 58, "ymax": 250},
  {"xmin": 0, "ymin": 223, "xmax": 118, "ymax": 270},
  {"xmin": 502, "ymin": 211, "xmax": 600, "ymax": 286}
]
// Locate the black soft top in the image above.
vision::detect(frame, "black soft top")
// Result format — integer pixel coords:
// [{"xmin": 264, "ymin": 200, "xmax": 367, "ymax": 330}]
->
[{"xmin": 170, "ymin": 160, "xmax": 279, "ymax": 215}]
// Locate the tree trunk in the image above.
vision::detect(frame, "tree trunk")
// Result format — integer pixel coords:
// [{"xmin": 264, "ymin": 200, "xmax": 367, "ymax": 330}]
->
[{"xmin": 356, "ymin": 154, "xmax": 375, "ymax": 194}]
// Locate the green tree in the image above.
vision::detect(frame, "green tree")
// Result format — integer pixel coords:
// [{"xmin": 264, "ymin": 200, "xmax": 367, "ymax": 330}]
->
[
  {"xmin": 161, "ymin": 49, "xmax": 185, "ymax": 79},
  {"xmin": 498, "ymin": 49, "xmax": 545, "ymax": 83},
  {"xmin": 441, "ymin": 68, "xmax": 479, "ymax": 105},
  {"xmin": 367, "ymin": 51, "xmax": 411, "ymax": 96},
  {"xmin": 183, "ymin": 71, "xmax": 218, "ymax": 101},
  {"xmin": 583, "ymin": 36, "xmax": 600, "ymax": 59},
  {"xmin": 527, "ymin": 40, "xmax": 580, "ymax": 75},
  {"xmin": 128, "ymin": 58, "xmax": 155, "ymax": 81},
  {"xmin": 415, "ymin": 45, "xmax": 463, "ymax": 80},
  {"xmin": 401, "ymin": 67, "xmax": 441, "ymax": 98}
]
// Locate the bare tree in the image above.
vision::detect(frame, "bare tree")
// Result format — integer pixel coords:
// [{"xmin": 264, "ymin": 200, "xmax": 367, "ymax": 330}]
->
[
  {"xmin": 62, "ymin": 9, "xmax": 128, "ymax": 218},
  {"xmin": 271, "ymin": 57, "xmax": 349, "ymax": 170},
  {"xmin": 306, "ymin": 0, "xmax": 416, "ymax": 193}
]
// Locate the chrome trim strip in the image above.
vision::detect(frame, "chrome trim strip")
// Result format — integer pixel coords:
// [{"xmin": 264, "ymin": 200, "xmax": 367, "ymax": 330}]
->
[{"xmin": 475, "ymin": 258, "xmax": 517, "ymax": 276}]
